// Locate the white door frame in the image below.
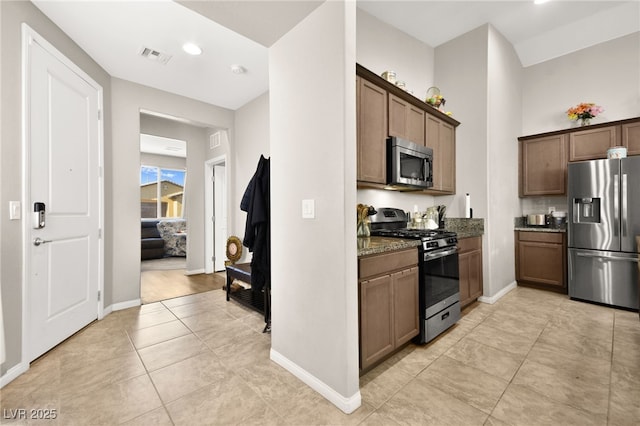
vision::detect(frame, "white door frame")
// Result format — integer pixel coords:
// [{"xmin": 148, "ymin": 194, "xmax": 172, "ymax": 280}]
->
[
  {"xmin": 204, "ymin": 155, "xmax": 228, "ymax": 273},
  {"xmin": 20, "ymin": 24, "xmax": 104, "ymax": 368}
]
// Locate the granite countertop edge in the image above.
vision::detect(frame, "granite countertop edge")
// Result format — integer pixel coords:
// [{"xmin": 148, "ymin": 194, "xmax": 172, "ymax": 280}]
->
[
  {"xmin": 357, "ymin": 227, "xmax": 486, "ymax": 257},
  {"xmin": 514, "ymin": 226, "xmax": 566, "ymax": 233},
  {"xmin": 357, "ymin": 238, "xmax": 421, "ymax": 257}
]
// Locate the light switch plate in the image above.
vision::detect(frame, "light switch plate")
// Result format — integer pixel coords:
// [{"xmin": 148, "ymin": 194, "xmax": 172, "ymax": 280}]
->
[
  {"xmin": 9, "ymin": 201, "xmax": 21, "ymax": 220},
  {"xmin": 302, "ymin": 199, "xmax": 315, "ymax": 219}
]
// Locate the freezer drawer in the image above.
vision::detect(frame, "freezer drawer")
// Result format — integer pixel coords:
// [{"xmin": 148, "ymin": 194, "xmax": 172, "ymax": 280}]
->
[{"xmin": 568, "ymin": 248, "xmax": 639, "ymax": 310}]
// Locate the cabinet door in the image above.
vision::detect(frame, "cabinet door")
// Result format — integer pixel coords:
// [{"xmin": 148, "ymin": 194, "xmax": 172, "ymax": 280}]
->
[
  {"xmin": 389, "ymin": 94, "xmax": 425, "ymax": 145},
  {"xmin": 520, "ymin": 135, "xmax": 567, "ymax": 196},
  {"xmin": 426, "ymin": 115, "xmax": 455, "ymax": 194},
  {"xmin": 458, "ymin": 251, "xmax": 471, "ymax": 305},
  {"xmin": 357, "ymin": 78, "xmax": 387, "ymax": 184},
  {"xmin": 622, "ymin": 121, "xmax": 640, "ymax": 156},
  {"xmin": 516, "ymin": 240, "xmax": 565, "ymax": 287},
  {"xmin": 569, "ymin": 125, "xmax": 620, "ymax": 161},
  {"xmin": 467, "ymin": 249, "xmax": 483, "ymax": 300},
  {"xmin": 458, "ymin": 237, "xmax": 483, "ymax": 307},
  {"xmin": 359, "ymin": 275, "xmax": 394, "ymax": 370},
  {"xmin": 392, "ymin": 267, "xmax": 419, "ymax": 347},
  {"xmin": 439, "ymin": 121, "xmax": 455, "ymax": 193}
]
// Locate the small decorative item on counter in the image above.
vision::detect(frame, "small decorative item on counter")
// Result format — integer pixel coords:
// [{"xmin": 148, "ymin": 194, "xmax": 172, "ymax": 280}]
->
[
  {"xmin": 381, "ymin": 71, "xmax": 396, "ymax": 84},
  {"xmin": 357, "ymin": 203, "xmax": 376, "ymax": 237},
  {"xmin": 607, "ymin": 146, "xmax": 627, "ymax": 159},
  {"xmin": 425, "ymin": 86, "xmax": 446, "ymax": 110},
  {"xmin": 395, "ymin": 81, "xmax": 406, "ymax": 90},
  {"xmin": 566, "ymin": 102, "xmax": 604, "ymax": 126}
]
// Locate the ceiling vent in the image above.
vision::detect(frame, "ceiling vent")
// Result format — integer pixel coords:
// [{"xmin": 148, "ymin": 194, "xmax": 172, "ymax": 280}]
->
[{"xmin": 138, "ymin": 47, "xmax": 172, "ymax": 65}]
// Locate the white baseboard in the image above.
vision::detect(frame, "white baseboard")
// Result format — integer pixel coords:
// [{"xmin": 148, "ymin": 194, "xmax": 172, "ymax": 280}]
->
[
  {"xmin": 0, "ymin": 361, "xmax": 29, "ymax": 388},
  {"xmin": 478, "ymin": 281, "xmax": 517, "ymax": 305},
  {"xmin": 185, "ymin": 268, "xmax": 205, "ymax": 276},
  {"xmin": 270, "ymin": 348, "xmax": 361, "ymax": 414},
  {"xmin": 111, "ymin": 298, "xmax": 141, "ymax": 311}
]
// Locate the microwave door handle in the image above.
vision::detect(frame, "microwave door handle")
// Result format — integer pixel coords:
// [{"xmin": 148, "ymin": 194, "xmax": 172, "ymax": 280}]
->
[{"xmin": 423, "ymin": 157, "xmax": 428, "ymax": 181}]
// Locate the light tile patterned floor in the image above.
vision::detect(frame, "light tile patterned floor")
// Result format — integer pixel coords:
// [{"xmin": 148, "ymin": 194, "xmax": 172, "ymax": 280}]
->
[{"xmin": 1, "ymin": 286, "xmax": 639, "ymax": 425}]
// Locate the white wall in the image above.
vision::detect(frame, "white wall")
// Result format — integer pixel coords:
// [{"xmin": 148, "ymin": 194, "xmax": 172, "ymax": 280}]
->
[
  {"xmin": 232, "ymin": 92, "xmax": 270, "ymax": 264},
  {"xmin": 521, "ymin": 32, "xmax": 640, "ymax": 136},
  {"xmin": 435, "ymin": 25, "xmax": 489, "ymax": 220},
  {"xmin": 139, "ymin": 114, "xmax": 208, "ymax": 273},
  {"xmin": 355, "ymin": 8, "xmax": 439, "ymax": 213},
  {"xmin": 110, "ymin": 78, "xmax": 234, "ymax": 304},
  {"xmin": 356, "ymin": 8, "xmax": 434, "ymax": 99},
  {"xmin": 434, "ymin": 24, "xmax": 525, "ymax": 300},
  {"xmin": 485, "ymin": 26, "xmax": 523, "ymax": 298},
  {"xmin": 0, "ymin": 0, "xmax": 112, "ymax": 375},
  {"xmin": 270, "ymin": 0, "xmax": 360, "ymax": 413}
]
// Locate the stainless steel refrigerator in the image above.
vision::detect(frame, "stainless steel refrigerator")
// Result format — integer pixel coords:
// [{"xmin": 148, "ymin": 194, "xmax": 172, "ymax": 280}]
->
[{"xmin": 568, "ymin": 156, "xmax": 640, "ymax": 310}]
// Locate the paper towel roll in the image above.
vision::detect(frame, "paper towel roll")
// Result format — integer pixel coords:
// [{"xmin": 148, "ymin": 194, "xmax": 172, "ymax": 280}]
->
[{"xmin": 465, "ymin": 193, "xmax": 471, "ymax": 218}]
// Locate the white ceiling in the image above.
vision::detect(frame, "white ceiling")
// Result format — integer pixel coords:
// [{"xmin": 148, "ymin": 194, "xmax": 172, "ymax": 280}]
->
[
  {"xmin": 32, "ymin": 1, "xmax": 640, "ymax": 111},
  {"xmin": 357, "ymin": 1, "xmax": 640, "ymax": 67},
  {"xmin": 140, "ymin": 134, "xmax": 187, "ymax": 158}
]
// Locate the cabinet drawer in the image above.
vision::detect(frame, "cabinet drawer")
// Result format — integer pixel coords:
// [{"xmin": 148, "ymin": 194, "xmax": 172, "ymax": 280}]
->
[
  {"xmin": 359, "ymin": 248, "xmax": 418, "ymax": 280},
  {"xmin": 517, "ymin": 231, "xmax": 563, "ymax": 244},
  {"xmin": 458, "ymin": 236, "xmax": 481, "ymax": 253}
]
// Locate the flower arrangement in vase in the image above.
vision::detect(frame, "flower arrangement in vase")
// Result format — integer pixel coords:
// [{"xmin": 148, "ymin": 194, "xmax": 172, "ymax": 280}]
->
[{"xmin": 566, "ymin": 102, "xmax": 604, "ymax": 126}]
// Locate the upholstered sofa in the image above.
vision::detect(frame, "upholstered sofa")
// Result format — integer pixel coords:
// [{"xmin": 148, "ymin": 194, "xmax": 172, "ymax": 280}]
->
[
  {"xmin": 141, "ymin": 220, "xmax": 164, "ymax": 260},
  {"xmin": 156, "ymin": 219, "xmax": 187, "ymax": 257}
]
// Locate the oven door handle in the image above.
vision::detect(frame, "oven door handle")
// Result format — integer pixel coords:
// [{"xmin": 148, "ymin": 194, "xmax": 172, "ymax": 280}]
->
[{"xmin": 424, "ymin": 247, "xmax": 458, "ymax": 261}]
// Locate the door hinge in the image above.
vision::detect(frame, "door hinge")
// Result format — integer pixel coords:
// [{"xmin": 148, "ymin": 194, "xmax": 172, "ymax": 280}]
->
[
  {"xmin": 98, "ymin": 228, "xmax": 102, "ymax": 239},
  {"xmin": 212, "ymin": 256, "xmax": 215, "ymax": 262},
  {"xmin": 98, "ymin": 109, "xmax": 102, "ymax": 120},
  {"xmin": 97, "ymin": 291, "xmax": 101, "ymax": 302},
  {"xmin": 211, "ymin": 216, "xmax": 215, "ymax": 222}
]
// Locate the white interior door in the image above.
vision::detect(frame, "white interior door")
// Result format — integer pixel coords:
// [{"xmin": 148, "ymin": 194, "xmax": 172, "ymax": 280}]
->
[
  {"xmin": 25, "ymin": 28, "xmax": 102, "ymax": 361},
  {"xmin": 214, "ymin": 163, "xmax": 227, "ymax": 271}
]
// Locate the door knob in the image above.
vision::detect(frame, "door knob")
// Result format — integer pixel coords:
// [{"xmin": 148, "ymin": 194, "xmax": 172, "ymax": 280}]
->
[{"xmin": 33, "ymin": 237, "xmax": 51, "ymax": 246}]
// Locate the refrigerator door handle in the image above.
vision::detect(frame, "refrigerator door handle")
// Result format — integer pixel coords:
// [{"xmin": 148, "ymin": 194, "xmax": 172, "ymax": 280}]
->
[
  {"xmin": 621, "ymin": 174, "xmax": 628, "ymax": 237},
  {"xmin": 613, "ymin": 175, "xmax": 619, "ymax": 237},
  {"xmin": 576, "ymin": 252, "xmax": 638, "ymax": 262}
]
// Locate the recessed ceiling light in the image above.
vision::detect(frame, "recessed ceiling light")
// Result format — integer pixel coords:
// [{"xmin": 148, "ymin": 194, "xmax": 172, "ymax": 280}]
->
[
  {"xmin": 182, "ymin": 42, "xmax": 202, "ymax": 56},
  {"xmin": 230, "ymin": 64, "xmax": 246, "ymax": 74},
  {"xmin": 534, "ymin": 0, "xmax": 550, "ymax": 4}
]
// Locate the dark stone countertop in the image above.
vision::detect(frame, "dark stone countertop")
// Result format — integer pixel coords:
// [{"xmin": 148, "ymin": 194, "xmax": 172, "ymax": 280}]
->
[
  {"xmin": 357, "ymin": 237, "xmax": 421, "ymax": 257},
  {"xmin": 444, "ymin": 218, "xmax": 484, "ymax": 239}
]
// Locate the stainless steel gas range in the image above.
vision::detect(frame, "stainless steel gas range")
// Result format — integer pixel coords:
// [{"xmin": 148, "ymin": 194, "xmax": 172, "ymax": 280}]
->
[{"xmin": 370, "ymin": 208, "xmax": 460, "ymax": 343}]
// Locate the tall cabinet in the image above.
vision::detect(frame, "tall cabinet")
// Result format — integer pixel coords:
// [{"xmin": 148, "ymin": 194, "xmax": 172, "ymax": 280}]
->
[{"xmin": 357, "ymin": 76, "xmax": 387, "ymax": 184}]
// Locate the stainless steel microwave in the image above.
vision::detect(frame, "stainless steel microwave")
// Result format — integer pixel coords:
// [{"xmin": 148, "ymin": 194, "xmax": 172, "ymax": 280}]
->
[{"xmin": 387, "ymin": 137, "xmax": 433, "ymax": 190}]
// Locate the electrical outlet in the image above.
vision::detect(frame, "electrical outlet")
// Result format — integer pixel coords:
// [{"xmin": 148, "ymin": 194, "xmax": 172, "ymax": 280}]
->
[{"xmin": 548, "ymin": 206, "xmax": 556, "ymax": 213}]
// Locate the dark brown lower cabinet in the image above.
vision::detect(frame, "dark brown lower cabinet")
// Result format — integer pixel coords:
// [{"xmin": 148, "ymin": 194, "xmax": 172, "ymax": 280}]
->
[
  {"xmin": 515, "ymin": 231, "xmax": 567, "ymax": 293},
  {"xmin": 458, "ymin": 236, "xmax": 483, "ymax": 308},
  {"xmin": 358, "ymin": 248, "xmax": 418, "ymax": 372}
]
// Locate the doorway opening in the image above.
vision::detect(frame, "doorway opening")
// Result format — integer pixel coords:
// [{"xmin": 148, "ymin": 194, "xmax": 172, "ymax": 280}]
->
[{"xmin": 138, "ymin": 113, "xmax": 229, "ymax": 304}]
